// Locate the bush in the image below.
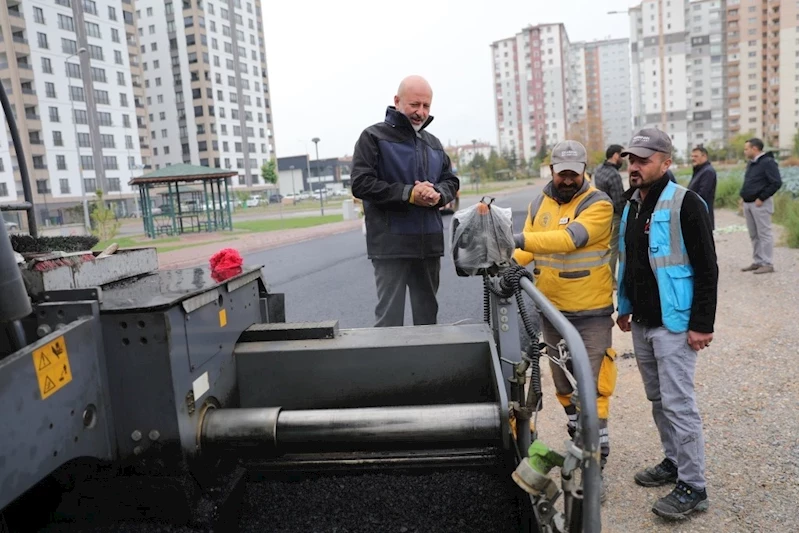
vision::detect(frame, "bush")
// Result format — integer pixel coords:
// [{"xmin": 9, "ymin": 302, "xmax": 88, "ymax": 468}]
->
[
  {"xmin": 773, "ymin": 193, "xmax": 799, "ymax": 248},
  {"xmin": 714, "ymin": 175, "xmax": 743, "ymax": 209}
]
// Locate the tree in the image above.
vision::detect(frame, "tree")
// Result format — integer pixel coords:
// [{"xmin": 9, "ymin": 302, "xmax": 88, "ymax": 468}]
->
[
  {"xmin": 260, "ymin": 158, "xmax": 278, "ymax": 186},
  {"xmin": 90, "ymin": 190, "xmax": 121, "ymax": 241},
  {"xmin": 793, "ymin": 132, "xmax": 799, "ymax": 158},
  {"xmin": 729, "ymin": 132, "xmax": 755, "ymax": 160}
]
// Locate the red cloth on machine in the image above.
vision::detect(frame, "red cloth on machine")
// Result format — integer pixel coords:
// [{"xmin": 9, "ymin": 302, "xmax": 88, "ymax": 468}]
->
[{"xmin": 210, "ymin": 248, "xmax": 243, "ymax": 282}]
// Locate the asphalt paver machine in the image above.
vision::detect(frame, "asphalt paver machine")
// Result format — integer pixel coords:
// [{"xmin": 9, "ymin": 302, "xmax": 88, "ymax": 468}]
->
[{"xmin": 0, "ymin": 78, "xmax": 601, "ymax": 532}]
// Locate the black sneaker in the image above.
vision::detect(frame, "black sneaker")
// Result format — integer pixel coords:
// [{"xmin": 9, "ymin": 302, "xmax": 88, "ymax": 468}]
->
[
  {"xmin": 652, "ymin": 480, "xmax": 709, "ymax": 520},
  {"xmin": 633, "ymin": 458, "xmax": 678, "ymax": 487}
]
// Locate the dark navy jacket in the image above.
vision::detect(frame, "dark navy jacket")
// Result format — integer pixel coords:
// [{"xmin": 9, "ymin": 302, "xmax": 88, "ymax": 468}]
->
[{"xmin": 351, "ymin": 107, "xmax": 460, "ymax": 259}]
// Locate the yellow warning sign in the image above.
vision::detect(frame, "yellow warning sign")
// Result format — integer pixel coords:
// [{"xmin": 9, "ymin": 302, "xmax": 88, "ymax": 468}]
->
[
  {"xmin": 31, "ymin": 336, "xmax": 73, "ymax": 400},
  {"xmin": 219, "ymin": 309, "xmax": 227, "ymax": 328}
]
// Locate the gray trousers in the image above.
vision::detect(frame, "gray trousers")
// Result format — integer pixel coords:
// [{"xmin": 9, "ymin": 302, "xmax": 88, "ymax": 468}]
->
[
  {"xmin": 372, "ymin": 258, "xmax": 440, "ymax": 327},
  {"xmin": 743, "ymin": 197, "xmax": 774, "ymax": 267},
  {"xmin": 542, "ymin": 315, "xmax": 613, "ymax": 466},
  {"xmin": 632, "ymin": 323, "xmax": 706, "ymax": 489}
]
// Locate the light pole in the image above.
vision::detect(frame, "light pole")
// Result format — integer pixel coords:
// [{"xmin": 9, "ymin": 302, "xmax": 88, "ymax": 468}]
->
[
  {"xmin": 311, "ymin": 137, "xmax": 324, "ymax": 216},
  {"xmin": 472, "ymin": 139, "xmax": 479, "ymax": 194},
  {"xmin": 289, "ymin": 165, "xmax": 296, "ymax": 204},
  {"xmin": 66, "ymin": 47, "xmax": 91, "ymax": 232}
]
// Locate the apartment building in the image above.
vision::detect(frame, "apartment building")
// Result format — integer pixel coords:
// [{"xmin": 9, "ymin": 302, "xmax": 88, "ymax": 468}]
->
[
  {"xmin": 492, "ymin": 26, "xmax": 631, "ymax": 163},
  {"xmin": 135, "ymin": 0, "xmax": 275, "ymax": 188},
  {"xmin": 491, "ymin": 23, "xmax": 571, "ymax": 164},
  {"xmin": 569, "ymin": 38, "xmax": 632, "ymax": 155},
  {"xmin": 0, "ymin": 0, "xmax": 151, "ymax": 225},
  {"xmin": 726, "ymin": 0, "xmax": 798, "ymax": 152},
  {"xmin": 445, "ymin": 141, "xmax": 495, "ymax": 171},
  {"xmin": 686, "ymin": 0, "xmax": 726, "ymax": 149},
  {"xmin": 629, "ymin": 0, "xmax": 691, "ymax": 157}
]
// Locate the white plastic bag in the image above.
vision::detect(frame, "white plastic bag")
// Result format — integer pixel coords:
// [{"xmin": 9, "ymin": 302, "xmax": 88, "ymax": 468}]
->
[{"xmin": 450, "ymin": 198, "xmax": 515, "ymax": 277}]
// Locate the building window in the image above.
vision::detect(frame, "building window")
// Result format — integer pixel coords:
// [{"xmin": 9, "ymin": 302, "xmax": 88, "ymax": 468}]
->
[
  {"xmin": 80, "ymin": 156, "xmax": 94, "ymax": 170},
  {"xmin": 107, "ymin": 178, "xmax": 120, "ymax": 192},
  {"xmin": 59, "ymin": 179, "xmax": 70, "ymax": 194},
  {"xmin": 88, "ymin": 45, "xmax": 104, "ymax": 61},
  {"xmin": 49, "ymin": 107, "xmax": 60, "ymax": 122},
  {"xmin": 38, "ymin": 33, "xmax": 49, "ymax": 49},
  {"xmin": 57, "ymin": 156, "xmax": 67, "ymax": 171},
  {"xmin": 53, "ymin": 131, "xmax": 63, "ymax": 146},
  {"xmin": 41, "ymin": 57, "xmax": 53, "ymax": 74},
  {"xmin": 34, "ymin": 6, "xmax": 45, "ymax": 23},
  {"xmin": 85, "ymin": 22, "xmax": 101, "ymax": 39},
  {"xmin": 84, "ymin": 179, "xmax": 97, "ymax": 192},
  {"xmin": 58, "ymin": 14, "xmax": 75, "ymax": 32},
  {"xmin": 108, "ymin": 6, "xmax": 117, "ymax": 20},
  {"xmin": 62, "ymin": 38, "xmax": 78, "ymax": 55}
]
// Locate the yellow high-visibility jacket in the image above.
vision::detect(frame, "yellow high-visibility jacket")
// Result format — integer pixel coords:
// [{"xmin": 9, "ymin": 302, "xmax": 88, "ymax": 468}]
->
[{"xmin": 513, "ymin": 180, "xmax": 614, "ymax": 316}]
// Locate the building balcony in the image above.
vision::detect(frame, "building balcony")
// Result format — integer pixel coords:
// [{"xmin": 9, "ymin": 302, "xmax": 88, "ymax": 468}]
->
[
  {"xmin": 10, "ymin": 36, "xmax": 30, "ymax": 54},
  {"xmin": 8, "ymin": 10, "xmax": 25, "ymax": 30}
]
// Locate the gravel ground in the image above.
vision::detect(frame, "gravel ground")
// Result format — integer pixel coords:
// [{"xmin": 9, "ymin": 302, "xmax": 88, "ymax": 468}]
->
[{"xmin": 531, "ymin": 208, "xmax": 799, "ymax": 532}]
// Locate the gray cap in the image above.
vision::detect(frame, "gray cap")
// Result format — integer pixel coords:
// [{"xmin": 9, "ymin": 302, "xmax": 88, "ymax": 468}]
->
[
  {"xmin": 551, "ymin": 140, "xmax": 587, "ymax": 175},
  {"xmin": 621, "ymin": 128, "xmax": 673, "ymax": 159}
]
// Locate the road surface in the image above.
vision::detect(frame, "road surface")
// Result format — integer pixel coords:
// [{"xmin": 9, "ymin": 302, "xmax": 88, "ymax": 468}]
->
[{"xmin": 246, "ymin": 188, "xmax": 538, "ymax": 328}]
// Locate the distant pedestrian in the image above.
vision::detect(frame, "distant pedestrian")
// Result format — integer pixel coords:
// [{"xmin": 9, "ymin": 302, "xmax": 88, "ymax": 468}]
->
[
  {"xmin": 351, "ymin": 75, "xmax": 460, "ymax": 326},
  {"xmin": 616, "ymin": 128, "xmax": 718, "ymax": 521},
  {"xmin": 739, "ymin": 138, "xmax": 782, "ymax": 274},
  {"xmin": 688, "ymin": 146, "xmax": 717, "ymax": 229},
  {"xmin": 592, "ymin": 144, "xmax": 626, "ymax": 288}
]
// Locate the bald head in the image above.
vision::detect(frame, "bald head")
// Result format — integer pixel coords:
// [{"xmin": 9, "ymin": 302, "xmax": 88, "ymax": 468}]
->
[{"xmin": 394, "ymin": 75, "xmax": 433, "ymax": 132}]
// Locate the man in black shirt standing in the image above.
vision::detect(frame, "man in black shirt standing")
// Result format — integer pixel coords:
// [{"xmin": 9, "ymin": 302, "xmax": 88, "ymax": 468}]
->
[{"xmin": 616, "ymin": 128, "xmax": 718, "ymax": 521}]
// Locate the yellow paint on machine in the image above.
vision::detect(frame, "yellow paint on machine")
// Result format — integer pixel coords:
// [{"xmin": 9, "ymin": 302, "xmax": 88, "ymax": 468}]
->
[
  {"xmin": 32, "ymin": 336, "xmax": 73, "ymax": 400},
  {"xmin": 219, "ymin": 309, "xmax": 227, "ymax": 328}
]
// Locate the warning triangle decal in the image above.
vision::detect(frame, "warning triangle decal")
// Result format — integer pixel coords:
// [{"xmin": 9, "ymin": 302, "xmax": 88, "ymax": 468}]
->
[
  {"xmin": 38, "ymin": 353, "xmax": 51, "ymax": 370},
  {"xmin": 43, "ymin": 376, "xmax": 56, "ymax": 393}
]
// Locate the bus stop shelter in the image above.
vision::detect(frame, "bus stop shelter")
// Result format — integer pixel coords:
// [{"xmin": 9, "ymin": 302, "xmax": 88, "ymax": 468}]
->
[{"xmin": 129, "ymin": 164, "xmax": 237, "ymax": 238}]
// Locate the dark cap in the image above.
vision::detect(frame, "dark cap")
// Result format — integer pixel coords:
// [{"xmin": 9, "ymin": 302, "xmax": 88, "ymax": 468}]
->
[
  {"xmin": 621, "ymin": 128, "xmax": 673, "ymax": 159},
  {"xmin": 551, "ymin": 140, "xmax": 587, "ymax": 174}
]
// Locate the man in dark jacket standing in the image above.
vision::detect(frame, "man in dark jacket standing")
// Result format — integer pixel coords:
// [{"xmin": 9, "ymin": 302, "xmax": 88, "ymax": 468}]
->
[
  {"xmin": 592, "ymin": 144, "xmax": 626, "ymax": 287},
  {"xmin": 740, "ymin": 138, "xmax": 782, "ymax": 274},
  {"xmin": 351, "ymin": 75, "xmax": 460, "ymax": 327},
  {"xmin": 688, "ymin": 146, "xmax": 717, "ymax": 229}
]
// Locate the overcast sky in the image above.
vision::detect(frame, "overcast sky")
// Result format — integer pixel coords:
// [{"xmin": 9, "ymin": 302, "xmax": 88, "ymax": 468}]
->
[{"xmin": 262, "ymin": 0, "xmax": 640, "ymax": 160}]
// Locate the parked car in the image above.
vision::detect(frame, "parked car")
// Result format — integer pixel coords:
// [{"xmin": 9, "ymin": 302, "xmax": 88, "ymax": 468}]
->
[
  {"xmin": 4, "ymin": 220, "xmax": 19, "ymax": 232},
  {"xmin": 269, "ymin": 193, "xmax": 283, "ymax": 204},
  {"xmin": 246, "ymin": 195, "xmax": 261, "ymax": 208}
]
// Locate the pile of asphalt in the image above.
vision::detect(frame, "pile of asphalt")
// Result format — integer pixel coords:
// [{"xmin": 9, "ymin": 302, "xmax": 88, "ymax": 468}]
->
[
  {"xmin": 241, "ymin": 467, "xmax": 527, "ymax": 533},
  {"xmin": 33, "ymin": 466, "xmax": 527, "ymax": 532}
]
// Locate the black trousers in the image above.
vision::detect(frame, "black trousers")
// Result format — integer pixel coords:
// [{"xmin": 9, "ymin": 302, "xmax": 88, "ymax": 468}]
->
[{"xmin": 372, "ymin": 258, "xmax": 441, "ymax": 327}]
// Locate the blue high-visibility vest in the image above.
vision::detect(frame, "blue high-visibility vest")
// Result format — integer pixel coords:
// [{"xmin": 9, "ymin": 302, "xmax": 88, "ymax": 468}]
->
[{"xmin": 617, "ymin": 180, "xmax": 703, "ymax": 333}]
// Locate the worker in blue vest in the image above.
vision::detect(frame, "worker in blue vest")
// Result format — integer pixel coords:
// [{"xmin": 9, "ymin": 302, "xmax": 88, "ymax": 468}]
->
[{"xmin": 616, "ymin": 128, "xmax": 719, "ymax": 521}]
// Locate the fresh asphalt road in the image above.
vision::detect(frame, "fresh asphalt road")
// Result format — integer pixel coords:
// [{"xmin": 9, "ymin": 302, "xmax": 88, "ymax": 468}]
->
[{"xmin": 245, "ymin": 186, "xmax": 541, "ymax": 328}]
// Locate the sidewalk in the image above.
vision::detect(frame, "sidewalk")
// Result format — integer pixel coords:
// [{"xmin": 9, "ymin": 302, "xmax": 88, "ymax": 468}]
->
[{"xmin": 157, "ymin": 219, "xmax": 363, "ymax": 269}]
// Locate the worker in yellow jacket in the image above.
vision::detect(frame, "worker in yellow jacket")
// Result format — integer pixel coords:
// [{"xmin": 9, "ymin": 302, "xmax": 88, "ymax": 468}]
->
[{"xmin": 512, "ymin": 140, "xmax": 616, "ymax": 493}]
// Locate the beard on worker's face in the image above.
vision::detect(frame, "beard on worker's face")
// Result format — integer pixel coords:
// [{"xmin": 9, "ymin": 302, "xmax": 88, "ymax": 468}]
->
[{"xmin": 554, "ymin": 182, "xmax": 579, "ymax": 202}]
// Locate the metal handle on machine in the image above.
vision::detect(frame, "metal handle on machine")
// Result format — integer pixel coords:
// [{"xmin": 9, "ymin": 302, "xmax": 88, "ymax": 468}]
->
[
  {"xmin": 200, "ymin": 404, "xmax": 502, "ymax": 451},
  {"xmin": 518, "ymin": 276, "xmax": 601, "ymax": 533}
]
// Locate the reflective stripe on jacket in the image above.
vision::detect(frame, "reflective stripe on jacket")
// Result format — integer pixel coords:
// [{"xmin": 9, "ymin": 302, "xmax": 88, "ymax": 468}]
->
[
  {"xmin": 512, "ymin": 180, "xmax": 614, "ymax": 317},
  {"xmin": 617, "ymin": 180, "xmax": 696, "ymax": 333}
]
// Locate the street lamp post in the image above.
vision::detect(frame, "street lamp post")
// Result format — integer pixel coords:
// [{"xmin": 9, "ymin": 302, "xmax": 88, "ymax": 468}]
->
[
  {"xmin": 289, "ymin": 165, "xmax": 296, "ymax": 204},
  {"xmin": 66, "ymin": 47, "xmax": 91, "ymax": 232},
  {"xmin": 311, "ymin": 137, "xmax": 324, "ymax": 216},
  {"xmin": 472, "ymin": 139, "xmax": 479, "ymax": 194}
]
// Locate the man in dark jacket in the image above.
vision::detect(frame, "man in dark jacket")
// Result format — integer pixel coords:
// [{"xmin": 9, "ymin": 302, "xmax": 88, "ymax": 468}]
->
[
  {"xmin": 351, "ymin": 75, "xmax": 460, "ymax": 327},
  {"xmin": 739, "ymin": 138, "xmax": 782, "ymax": 274},
  {"xmin": 688, "ymin": 146, "xmax": 717, "ymax": 229},
  {"xmin": 592, "ymin": 144, "xmax": 626, "ymax": 287}
]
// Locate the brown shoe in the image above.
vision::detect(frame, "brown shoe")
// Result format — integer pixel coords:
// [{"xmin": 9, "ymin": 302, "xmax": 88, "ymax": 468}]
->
[
  {"xmin": 741, "ymin": 264, "xmax": 760, "ymax": 272},
  {"xmin": 753, "ymin": 265, "xmax": 774, "ymax": 274}
]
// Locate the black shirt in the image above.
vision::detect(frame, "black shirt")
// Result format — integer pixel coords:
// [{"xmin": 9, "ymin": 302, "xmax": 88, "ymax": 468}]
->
[{"xmin": 622, "ymin": 175, "xmax": 718, "ymax": 333}]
